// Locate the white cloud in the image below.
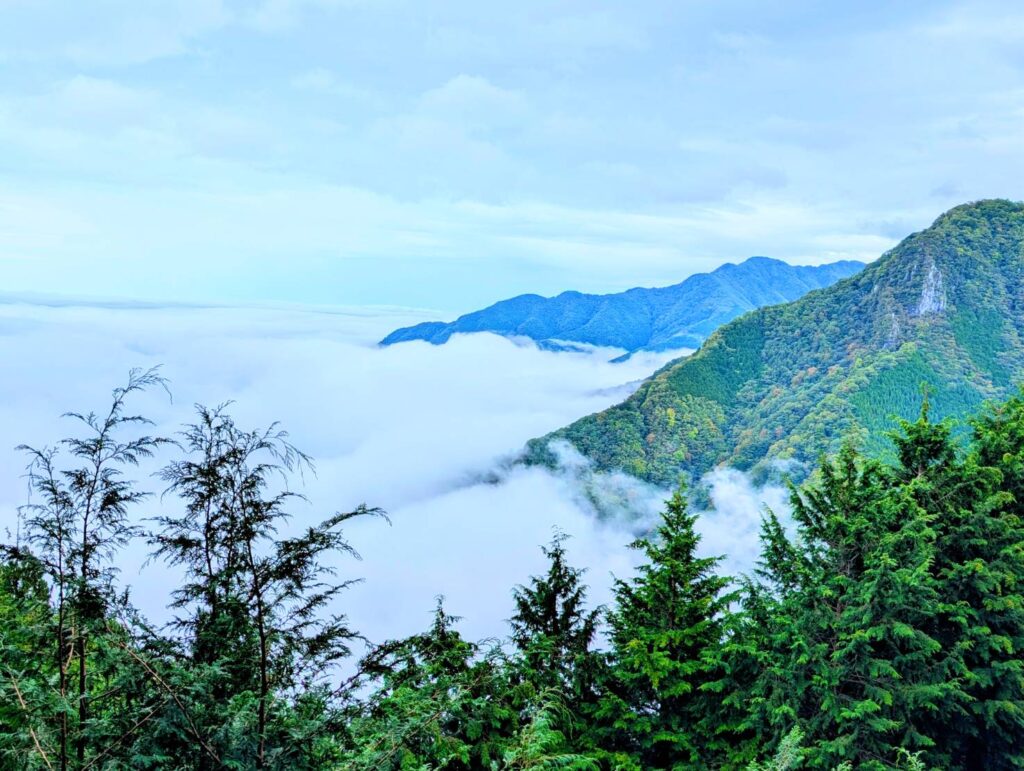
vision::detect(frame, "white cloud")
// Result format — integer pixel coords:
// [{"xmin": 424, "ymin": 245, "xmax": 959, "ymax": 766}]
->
[
  {"xmin": 7, "ymin": 2, "xmax": 1024, "ymax": 310},
  {"xmin": 245, "ymin": 0, "xmax": 372, "ymax": 33},
  {"xmin": 57, "ymin": 75, "xmax": 153, "ymax": 113},
  {"xmin": 344, "ymin": 466, "xmax": 641, "ymax": 645},
  {"xmin": 533, "ymin": 10, "xmax": 648, "ymax": 55},
  {"xmin": 0, "ymin": 302, "xmax": 658, "ymax": 641},
  {"xmin": 0, "ymin": 175, "xmax": 897, "ymax": 309},
  {"xmin": 921, "ymin": 2, "xmax": 1024, "ymax": 45},
  {"xmin": 0, "ymin": 301, "xmax": 784, "ymax": 647},
  {"xmin": 695, "ymin": 467, "xmax": 790, "ymax": 579},
  {"xmin": 418, "ymin": 75, "xmax": 528, "ymax": 127},
  {"xmin": 291, "ymin": 68, "xmax": 377, "ymax": 103},
  {"xmin": 0, "ymin": 0, "xmax": 231, "ymax": 65}
]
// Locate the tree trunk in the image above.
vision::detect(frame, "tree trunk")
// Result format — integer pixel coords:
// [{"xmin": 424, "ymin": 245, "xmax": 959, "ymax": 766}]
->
[
  {"xmin": 76, "ymin": 631, "xmax": 87, "ymax": 766},
  {"xmin": 58, "ymin": 597, "xmax": 68, "ymax": 771}
]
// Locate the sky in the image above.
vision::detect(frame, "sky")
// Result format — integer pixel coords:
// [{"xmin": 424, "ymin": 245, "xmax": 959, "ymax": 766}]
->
[
  {"xmin": 2, "ymin": 0, "xmax": 1023, "ymax": 311},
  {"xmin": 0, "ymin": 301, "xmax": 788, "ymax": 645}
]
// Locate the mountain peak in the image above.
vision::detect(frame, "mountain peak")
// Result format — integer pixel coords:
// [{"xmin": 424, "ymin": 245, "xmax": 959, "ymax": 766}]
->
[
  {"xmin": 932, "ymin": 197, "xmax": 1024, "ymax": 226},
  {"xmin": 526, "ymin": 199, "xmax": 1024, "ymax": 486},
  {"xmin": 380, "ymin": 258, "xmax": 864, "ymax": 353}
]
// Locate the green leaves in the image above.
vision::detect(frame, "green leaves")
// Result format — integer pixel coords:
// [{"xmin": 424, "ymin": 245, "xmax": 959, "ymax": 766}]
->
[
  {"xmin": 510, "ymin": 531, "xmax": 602, "ymax": 704},
  {"xmin": 595, "ymin": 486, "xmax": 735, "ymax": 769},
  {"xmin": 534, "ymin": 200, "xmax": 1024, "ymax": 492},
  {"xmin": 12, "ymin": 371, "xmax": 1024, "ymax": 768}
]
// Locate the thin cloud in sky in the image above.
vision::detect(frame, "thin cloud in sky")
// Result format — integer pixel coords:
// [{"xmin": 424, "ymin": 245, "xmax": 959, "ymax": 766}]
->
[{"xmin": 0, "ymin": 1, "xmax": 1022, "ymax": 308}]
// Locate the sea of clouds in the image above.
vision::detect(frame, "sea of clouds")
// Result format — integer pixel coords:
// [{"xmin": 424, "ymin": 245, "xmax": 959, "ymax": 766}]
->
[{"xmin": 0, "ymin": 299, "xmax": 789, "ymax": 648}]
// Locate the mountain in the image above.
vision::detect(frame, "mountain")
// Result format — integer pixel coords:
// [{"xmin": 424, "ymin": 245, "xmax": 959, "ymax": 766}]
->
[
  {"xmin": 525, "ymin": 200, "xmax": 1024, "ymax": 487},
  {"xmin": 380, "ymin": 257, "xmax": 864, "ymax": 355}
]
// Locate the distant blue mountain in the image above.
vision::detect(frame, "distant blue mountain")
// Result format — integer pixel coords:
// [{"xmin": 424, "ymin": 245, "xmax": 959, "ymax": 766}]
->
[{"xmin": 380, "ymin": 257, "xmax": 865, "ymax": 356}]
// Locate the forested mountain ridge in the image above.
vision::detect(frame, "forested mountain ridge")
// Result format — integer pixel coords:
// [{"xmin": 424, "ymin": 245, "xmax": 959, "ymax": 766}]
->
[
  {"xmin": 380, "ymin": 256, "xmax": 864, "ymax": 355},
  {"xmin": 526, "ymin": 199, "xmax": 1024, "ymax": 486}
]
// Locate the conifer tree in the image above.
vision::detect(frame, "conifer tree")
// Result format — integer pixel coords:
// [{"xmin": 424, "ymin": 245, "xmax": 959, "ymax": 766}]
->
[
  {"xmin": 598, "ymin": 487, "xmax": 733, "ymax": 769},
  {"xmin": 748, "ymin": 445, "xmax": 952, "ymax": 769},
  {"xmin": 13, "ymin": 367, "xmax": 168, "ymax": 769},
  {"xmin": 934, "ymin": 396, "xmax": 1024, "ymax": 768},
  {"xmin": 509, "ymin": 531, "xmax": 601, "ymax": 702},
  {"xmin": 501, "ymin": 695, "xmax": 599, "ymax": 771},
  {"xmin": 0, "ymin": 551, "xmax": 56, "ymax": 767},
  {"xmin": 345, "ymin": 599, "xmax": 522, "ymax": 770},
  {"xmin": 151, "ymin": 404, "xmax": 380, "ymax": 768},
  {"xmin": 14, "ymin": 373, "xmax": 1024, "ymax": 768}
]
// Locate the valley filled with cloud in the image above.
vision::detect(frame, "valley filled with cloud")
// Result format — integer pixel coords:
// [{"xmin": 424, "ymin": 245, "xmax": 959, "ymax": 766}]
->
[{"xmin": 0, "ymin": 299, "xmax": 787, "ymax": 648}]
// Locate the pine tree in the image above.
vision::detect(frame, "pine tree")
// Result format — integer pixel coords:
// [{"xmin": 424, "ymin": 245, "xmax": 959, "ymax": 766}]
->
[
  {"xmin": 345, "ymin": 599, "xmax": 522, "ymax": 770},
  {"xmin": 509, "ymin": 531, "xmax": 601, "ymax": 703},
  {"xmin": 598, "ymin": 488, "xmax": 734, "ymax": 769}
]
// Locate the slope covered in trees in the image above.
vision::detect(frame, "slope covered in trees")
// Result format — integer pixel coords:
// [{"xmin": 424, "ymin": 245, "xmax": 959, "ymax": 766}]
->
[
  {"xmin": 6, "ymin": 374, "xmax": 1024, "ymax": 768},
  {"xmin": 380, "ymin": 257, "xmax": 863, "ymax": 356},
  {"xmin": 526, "ymin": 200, "xmax": 1024, "ymax": 486}
]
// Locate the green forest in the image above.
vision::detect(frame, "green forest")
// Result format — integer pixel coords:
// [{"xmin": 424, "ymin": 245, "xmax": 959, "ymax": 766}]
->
[
  {"xmin": 5, "ymin": 368, "xmax": 1024, "ymax": 769},
  {"xmin": 528, "ymin": 201, "xmax": 1024, "ymax": 490}
]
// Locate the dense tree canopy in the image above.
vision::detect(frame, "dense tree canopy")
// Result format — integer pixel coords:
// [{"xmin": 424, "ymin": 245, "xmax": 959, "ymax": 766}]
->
[
  {"xmin": 6, "ymin": 376, "xmax": 1024, "ymax": 768},
  {"xmin": 529, "ymin": 200, "xmax": 1024, "ymax": 488}
]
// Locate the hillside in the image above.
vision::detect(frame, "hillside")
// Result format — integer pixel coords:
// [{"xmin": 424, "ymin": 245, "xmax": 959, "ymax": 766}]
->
[
  {"xmin": 526, "ymin": 200, "xmax": 1024, "ymax": 486},
  {"xmin": 380, "ymin": 257, "xmax": 863, "ymax": 355}
]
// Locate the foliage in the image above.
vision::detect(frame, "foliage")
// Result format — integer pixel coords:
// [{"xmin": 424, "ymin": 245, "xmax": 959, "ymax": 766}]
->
[
  {"xmin": 501, "ymin": 696, "xmax": 599, "ymax": 771},
  {"xmin": 596, "ymin": 488, "xmax": 735, "ymax": 769},
  {"xmin": 1, "ymin": 381, "xmax": 376, "ymax": 769},
  {"xmin": 510, "ymin": 532, "xmax": 601, "ymax": 703},
  {"xmin": 9, "ymin": 360, "xmax": 1024, "ymax": 767},
  {"xmin": 342, "ymin": 600, "xmax": 524, "ymax": 770},
  {"xmin": 745, "ymin": 726, "xmax": 805, "ymax": 771},
  {"xmin": 529, "ymin": 199, "xmax": 1024, "ymax": 488}
]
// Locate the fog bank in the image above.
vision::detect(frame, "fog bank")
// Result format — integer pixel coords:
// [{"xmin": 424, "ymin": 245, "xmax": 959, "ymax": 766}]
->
[{"xmin": 0, "ymin": 299, "xmax": 788, "ymax": 645}]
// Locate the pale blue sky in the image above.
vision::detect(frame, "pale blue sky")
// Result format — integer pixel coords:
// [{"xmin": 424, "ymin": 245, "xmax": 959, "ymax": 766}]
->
[{"xmin": 1, "ymin": 0, "xmax": 1023, "ymax": 311}]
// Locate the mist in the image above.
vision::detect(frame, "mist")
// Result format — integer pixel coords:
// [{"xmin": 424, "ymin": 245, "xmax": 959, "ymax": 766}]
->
[{"xmin": 0, "ymin": 298, "xmax": 788, "ymax": 646}]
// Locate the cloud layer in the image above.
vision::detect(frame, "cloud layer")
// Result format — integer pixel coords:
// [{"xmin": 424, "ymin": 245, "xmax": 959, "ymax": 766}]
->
[
  {"xmin": 0, "ymin": 301, "xmax": 789, "ymax": 646},
  {"xmin": 1, "ymin": 2, "xmax": 1023, "ymax": 309}
]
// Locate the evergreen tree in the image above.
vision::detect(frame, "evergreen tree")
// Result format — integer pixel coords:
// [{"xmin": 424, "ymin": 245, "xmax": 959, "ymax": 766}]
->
[
  {"xmin": 747, "ymin": 445, "xmax": 952, "ymax": 769},
  {"xmin": 151, "ymin": 404, "xmax": 380, "ymax": 768},
  {"xmin": 598, "ymin": 488, "xmax": 734, "ymax": 770},
  {"xmin": 501, "ymin": 695, "xmax": 599, "ymax": 771},
  {"xmin": 0, "ymin": 551, "xmax": 57, "ymax": 769},
  {"xmin": 10, "ymin": 367, "xmax": 168, "ymax": 770},
  {"xmin": 344, "ymin": 599, "xmax": 522, "ymax": 770},
  {"xmin": 509, "ymin": 531, "xmax": 601, "ymax": 704},
  {"xmin": 939, "ymin": 395, "xmax": 1024, "ymax": 768},
  {"xmin": 12, "ymin": 374, "xmax": 1024, "ymax": 768}
]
